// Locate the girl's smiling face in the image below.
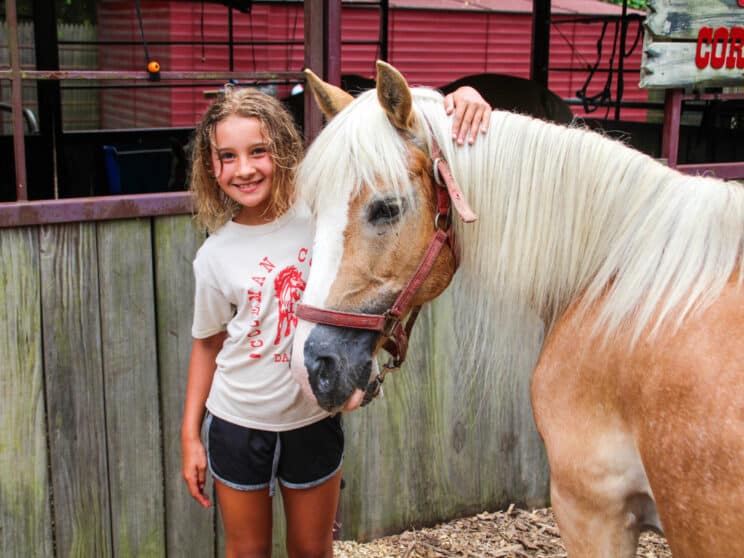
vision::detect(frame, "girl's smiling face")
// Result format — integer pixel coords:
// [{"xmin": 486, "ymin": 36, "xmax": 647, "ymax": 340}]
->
[{"xmin": 211, "ymin": 114, "xmax": 276, "ymax": 225}]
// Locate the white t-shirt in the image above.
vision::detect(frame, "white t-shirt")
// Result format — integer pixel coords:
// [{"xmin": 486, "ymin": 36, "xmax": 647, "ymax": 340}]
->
[{"xmin": 191, "ymin": 205, "xmax": 328, "ymax": 431}]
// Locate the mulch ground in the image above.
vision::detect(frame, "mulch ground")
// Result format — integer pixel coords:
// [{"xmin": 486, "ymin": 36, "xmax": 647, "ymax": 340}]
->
[{"xmin": 334, "ymin": 505, "xmax": 671, "ymax": 557}]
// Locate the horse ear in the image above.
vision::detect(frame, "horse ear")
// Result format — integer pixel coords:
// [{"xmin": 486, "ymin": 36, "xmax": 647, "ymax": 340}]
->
[
  {"xmin": 376, "ymin": 60, "xmax": 413, "ymax": 131},
  {"xmin": 303, "ymin": 68, "xmax": 354, "ymax": 120}
]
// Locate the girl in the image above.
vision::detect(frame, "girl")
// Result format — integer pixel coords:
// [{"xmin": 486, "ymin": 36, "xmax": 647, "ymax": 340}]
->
[{"xmin": 181, "ymin": 84, "xmax": 491, "ymax": 558}]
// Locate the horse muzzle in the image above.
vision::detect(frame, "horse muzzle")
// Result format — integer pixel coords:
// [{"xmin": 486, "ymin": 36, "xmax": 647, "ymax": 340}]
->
[{"xmin": 292, "ymin": 321, "xmax": 379, "ymax": 412}]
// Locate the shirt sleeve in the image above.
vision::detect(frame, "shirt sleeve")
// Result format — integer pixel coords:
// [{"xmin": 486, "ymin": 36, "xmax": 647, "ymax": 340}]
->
[{"xmin": 191, "ymin": 257, "xmax": 234, "ymax": 339}]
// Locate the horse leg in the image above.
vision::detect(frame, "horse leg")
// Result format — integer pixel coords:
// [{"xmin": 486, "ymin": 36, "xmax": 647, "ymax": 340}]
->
[
  {"xmin": 548, "ymin": 460, "xmax": 655, "ymax": 558},
  {"xmin": 532, "ymin": 315, "xmax": 656, "ymax": 557}
]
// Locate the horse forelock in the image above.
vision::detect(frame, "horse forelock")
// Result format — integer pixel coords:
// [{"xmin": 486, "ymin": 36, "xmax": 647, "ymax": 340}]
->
[
  {"xmin": 297, "ymin": 90, "xmax": 418, "ymax": 214},
  {"xmin": 297, "ymin": 90, "xmax": 423, "ymax": 306}
]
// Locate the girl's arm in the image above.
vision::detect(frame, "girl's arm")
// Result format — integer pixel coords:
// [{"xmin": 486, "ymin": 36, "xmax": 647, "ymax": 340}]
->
[
  {"xmin": 181, "ymin": 331, "xmax": 226, "ymax": 509},
  {"xmin": 444, "ymin": 86, "xmax": 493, "ymax": 146}
]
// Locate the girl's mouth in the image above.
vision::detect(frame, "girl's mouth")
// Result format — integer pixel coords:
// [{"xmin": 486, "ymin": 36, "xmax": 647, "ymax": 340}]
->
[{"xmin": 234, "ymin": 181, "xmax": 261, "ymax": 193}]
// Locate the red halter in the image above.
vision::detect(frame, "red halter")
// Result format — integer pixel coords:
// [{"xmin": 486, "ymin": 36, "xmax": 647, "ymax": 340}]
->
[{"xmin": 295, "ymin": 138, "xmax": 477, "ymax": 404}]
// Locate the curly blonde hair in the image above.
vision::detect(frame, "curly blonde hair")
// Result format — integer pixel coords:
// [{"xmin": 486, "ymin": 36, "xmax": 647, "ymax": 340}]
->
[{"xmin": 190, "ymin": 86, "xmax": 303, "ymax": 232}]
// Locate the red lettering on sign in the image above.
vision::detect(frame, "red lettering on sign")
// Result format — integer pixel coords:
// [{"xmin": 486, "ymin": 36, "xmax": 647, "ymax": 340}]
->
[
  {"xmin": 695, "ymin": 27, "xmax": 713, "ymax": 69},
  {"xmin": 727, "ymin": 27, "xmax": 744, "ymax": 69},
  {"xmin": 711, "ymin": 27, "xmax": 729, "ymax": 69},
  {"xmin": 274, "ymin": 353, "xmax": 290, "ymax": 362},
  {"xmin": 696, "ymin": 26, "xmax": 744, "ymax": 69},
  {"xmin": 298, "ymin": 247, "xmax": 308, "ymax": 263}
]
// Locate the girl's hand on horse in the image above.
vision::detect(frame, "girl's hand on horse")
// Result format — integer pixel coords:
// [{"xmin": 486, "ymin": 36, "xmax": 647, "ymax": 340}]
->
[
  {"xmin": 182, "ymin": 436, "xmax": 212, "ymax": 508},
  {"xmin": 444, "ymin": 86, "xmax": 492, "ymax": 146}
]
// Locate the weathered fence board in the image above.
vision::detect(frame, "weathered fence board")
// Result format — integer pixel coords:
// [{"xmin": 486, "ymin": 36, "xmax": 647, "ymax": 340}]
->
[
  {"xmin": 152, "ymin": 215, "xmax": 215, "ymax": 557},
  {"xmin": 341, "ymin": 279, "xmax": 549, "ymax": 542},
  {"xmin": 40, "ymin": 222, "xmax": 113, "ymax": 558},
  {"xmin": 0, "ymin": 216, "xmax": 550, "ymax": 556},
  {"xmin": 0, "ymin": 228, "xmax": 53, "ymax": 557},
  {"xmin": 97, "ymin": 219, "xmax": 165, "ymax": 557}
]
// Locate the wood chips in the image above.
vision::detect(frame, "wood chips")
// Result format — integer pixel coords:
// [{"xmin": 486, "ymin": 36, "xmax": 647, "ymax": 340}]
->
[{"xmin": 334, "ymin": 505, "xmax": 671, "ymax": 557}]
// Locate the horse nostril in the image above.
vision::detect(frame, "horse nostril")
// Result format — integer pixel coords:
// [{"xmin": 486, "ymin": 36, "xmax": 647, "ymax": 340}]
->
[{"xmin": 308, "ymin": 354, "xmax": 340, "ymax": 392}]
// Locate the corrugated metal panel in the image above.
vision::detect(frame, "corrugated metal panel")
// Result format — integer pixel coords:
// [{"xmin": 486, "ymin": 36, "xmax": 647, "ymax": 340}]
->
[
  {"xmin": 167, "ymin": 2, "xmax": 306, "ymax": 126},
  {"xmin": 96, "ymin": 0, "xmax": 648, "ymax": 127},
  {"xmin": 384, "ymin": 0, "xmax": 643, "ymax": 16},
  {"xmin": 346, "ymin": 3, "xmax": 647, "ymax": 120},
  {"xmin": 98, "ymin": 1, "xmax": 175, "ymax": 129},
  {"xmin": 549, "ymin": 15, "xmax": 647, "ymax": 120}
]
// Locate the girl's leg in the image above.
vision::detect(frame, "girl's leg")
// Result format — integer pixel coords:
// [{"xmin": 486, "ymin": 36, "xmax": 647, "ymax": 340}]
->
[
  {"xmin": 215, "ymin": 480, "xmax": 273, "ymax": 558},
  {"xmin": 281, "ymin": 470, "xmax": 342, "ymax": 558}
]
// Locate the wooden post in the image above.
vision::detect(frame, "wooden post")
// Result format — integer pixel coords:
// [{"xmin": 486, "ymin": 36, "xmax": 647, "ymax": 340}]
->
[
  {"xmin": 661, "ymin": 89, "xmax": 682, "ymax": 168},
  {"xmin": 530, "ymin": 0, "xmax": 550, "ymax": 87},
  {"xmin": 304, "ymin": 0, "xmax": 342, "ymax": 143}
]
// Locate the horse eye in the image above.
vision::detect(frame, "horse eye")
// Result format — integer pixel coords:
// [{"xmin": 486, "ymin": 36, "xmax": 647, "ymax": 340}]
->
[{"xmin": 367, "ymin": 199, "xmax": 402, "ymax": 225}]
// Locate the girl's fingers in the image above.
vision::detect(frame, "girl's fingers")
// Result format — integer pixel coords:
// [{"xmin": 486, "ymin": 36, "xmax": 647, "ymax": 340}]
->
[
  {"xmin": 456, "ymin": 104, "xmax": 476, "ymax": 145},
  {"xmin": 184, "ymin": 462, "xmax": 212, "ymax": 508},
  {"xmin": 444, "ymin": 93, "xmax": 455, "ymax": 115}
]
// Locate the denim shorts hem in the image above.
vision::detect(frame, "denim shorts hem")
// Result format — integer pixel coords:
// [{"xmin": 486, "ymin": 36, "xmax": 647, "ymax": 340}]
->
[{"xmin": 279, "ymin": 457, "xmax": 343, "ymax": 490}]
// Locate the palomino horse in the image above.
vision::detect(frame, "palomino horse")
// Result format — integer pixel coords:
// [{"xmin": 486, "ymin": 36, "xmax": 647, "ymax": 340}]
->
[{"xmin": 290, "ymin": 62, "xmax": 744, "ymax": 557}]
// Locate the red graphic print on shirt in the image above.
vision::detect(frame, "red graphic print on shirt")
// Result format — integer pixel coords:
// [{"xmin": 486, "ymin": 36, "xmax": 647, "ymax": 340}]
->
[{"xmin": 274, "ymin": 266, "xmax": 306, "ymax": 345}]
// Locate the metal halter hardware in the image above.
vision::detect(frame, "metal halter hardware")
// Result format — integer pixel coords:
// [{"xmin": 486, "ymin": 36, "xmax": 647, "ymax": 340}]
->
[{"xmin": 295, "ymin": 137, "xmax": 477, "ymax": 406}]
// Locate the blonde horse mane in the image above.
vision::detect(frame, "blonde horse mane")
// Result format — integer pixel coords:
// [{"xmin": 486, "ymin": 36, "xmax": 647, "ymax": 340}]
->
[{"xmin": 298, "ymin": 87, "xmax": 744, "ymax": 345}]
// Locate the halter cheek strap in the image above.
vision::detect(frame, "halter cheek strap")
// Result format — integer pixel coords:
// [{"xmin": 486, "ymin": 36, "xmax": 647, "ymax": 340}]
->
[{"xmin": 295, "ymin": 136, "xmax": 477, "ymax": 405}]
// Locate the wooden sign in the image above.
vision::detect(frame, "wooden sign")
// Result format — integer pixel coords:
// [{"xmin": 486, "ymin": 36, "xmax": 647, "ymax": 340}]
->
[{"xmin": 641, "ymin": 0, "xmax": 744, "ymax": 88}]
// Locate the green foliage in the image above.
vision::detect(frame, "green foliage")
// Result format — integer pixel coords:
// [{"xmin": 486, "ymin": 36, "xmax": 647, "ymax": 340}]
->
[{"xmin": 601, "ymin": 0, "xmax": 649, "ymax": 10}]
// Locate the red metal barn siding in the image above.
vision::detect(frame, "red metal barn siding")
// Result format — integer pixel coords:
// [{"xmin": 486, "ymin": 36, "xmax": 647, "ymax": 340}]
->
[
  {"xmin": 549, "ymin": 15, "xmax": 646, "ymax": 121},
  {"xmin": 341, "ymin": 6, "xmax": 384, "ymax": 77},
  {"xmin": 341, "ymin": 5, "xmax": 646, "ymax": 120},
  {"xmin": 386, "ymin": 10, "xmax": 533, "ymax": 85},
  {"xmin": 167, "ymin": 3, "xmax": 305, "ymax": 127},
  {"xmin": 95, "ymin": 0, "xmax": 646, "ymax": 128},
  {"xmin": 97, "ymin": 1, "xmax": 174, "ymax": 128}
]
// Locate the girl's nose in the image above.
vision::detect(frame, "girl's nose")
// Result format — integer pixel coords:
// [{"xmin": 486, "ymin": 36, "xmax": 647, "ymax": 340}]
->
[{"xmin": 236, "ymin": 157, "xmax": 256, "ymax": 177}]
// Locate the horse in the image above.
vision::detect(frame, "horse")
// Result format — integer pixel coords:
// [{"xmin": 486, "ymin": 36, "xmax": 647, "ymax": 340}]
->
[{"xmin": 289, "ymin": 61, "xmax": 744, "ymax": 557}]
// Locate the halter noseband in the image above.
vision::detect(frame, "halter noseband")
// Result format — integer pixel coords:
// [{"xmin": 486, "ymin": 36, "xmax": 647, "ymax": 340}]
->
[{"xmin": 295, "ymin": 137, "xmax": 477, "ymax": 405}]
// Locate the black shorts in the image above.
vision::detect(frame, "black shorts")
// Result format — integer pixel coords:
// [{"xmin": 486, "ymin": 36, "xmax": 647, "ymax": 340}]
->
[{"xmin": 205, "ymin": 413, "xmax": 343, "ymax": 494}]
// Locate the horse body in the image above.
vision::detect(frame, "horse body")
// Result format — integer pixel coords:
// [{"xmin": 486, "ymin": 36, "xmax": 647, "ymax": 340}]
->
[
  {"xmin": 292, "ymin": 62, "xmax": 744, "ymax": 557},
  {"xmin": 534, "ymin": 279, "xmax": 743, "ymax": 557}
]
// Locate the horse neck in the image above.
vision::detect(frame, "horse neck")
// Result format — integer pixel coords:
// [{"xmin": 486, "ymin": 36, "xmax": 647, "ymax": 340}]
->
[
  {"xmin": 421, "ymin": 104, "xmax": 744, "ymax": 338},
  {"xmin": 424, "ymin": 109, "xmax": 615, "ymax": 325}
]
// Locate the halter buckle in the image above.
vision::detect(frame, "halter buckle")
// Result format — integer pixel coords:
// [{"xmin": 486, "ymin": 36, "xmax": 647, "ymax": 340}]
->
[
  {"xmin": 382, "ymin": 310, "xmax": 400, "ymax": 337},
  {"xmin": 434, "ymin": 208, "xmax": 452, "ymax": 231},
  {"xmin": 432, "ymin": 157, "xmax": 444, "ymax": 186}
]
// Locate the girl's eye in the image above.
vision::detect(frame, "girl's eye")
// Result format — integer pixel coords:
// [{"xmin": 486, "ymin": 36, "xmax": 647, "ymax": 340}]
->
[
  {"xmin": 252, "ymin": 147, "xmax": 268, "ymax": 157},
  {"xmin": 219, "ymin": 152, "xmax": 235, "ymax": 161},
  {"xmin": 367, "ymin": 199, "xmax": 404, "ymax": 225}
]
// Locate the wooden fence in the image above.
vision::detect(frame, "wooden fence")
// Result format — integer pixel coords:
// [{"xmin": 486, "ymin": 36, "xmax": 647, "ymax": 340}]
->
[{"xmin": 0, "ymin": 214, "xmax": 549, "ymax": 557}]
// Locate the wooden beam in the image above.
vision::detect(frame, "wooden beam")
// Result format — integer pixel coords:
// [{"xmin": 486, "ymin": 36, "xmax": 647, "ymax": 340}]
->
[
  {"xmin": 303, "ymin": 0, "xmax": 342, "ymax": 143},
  {"xmin": 530, "ymin": 0, "xmax": 551, "ymax": 86}
]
